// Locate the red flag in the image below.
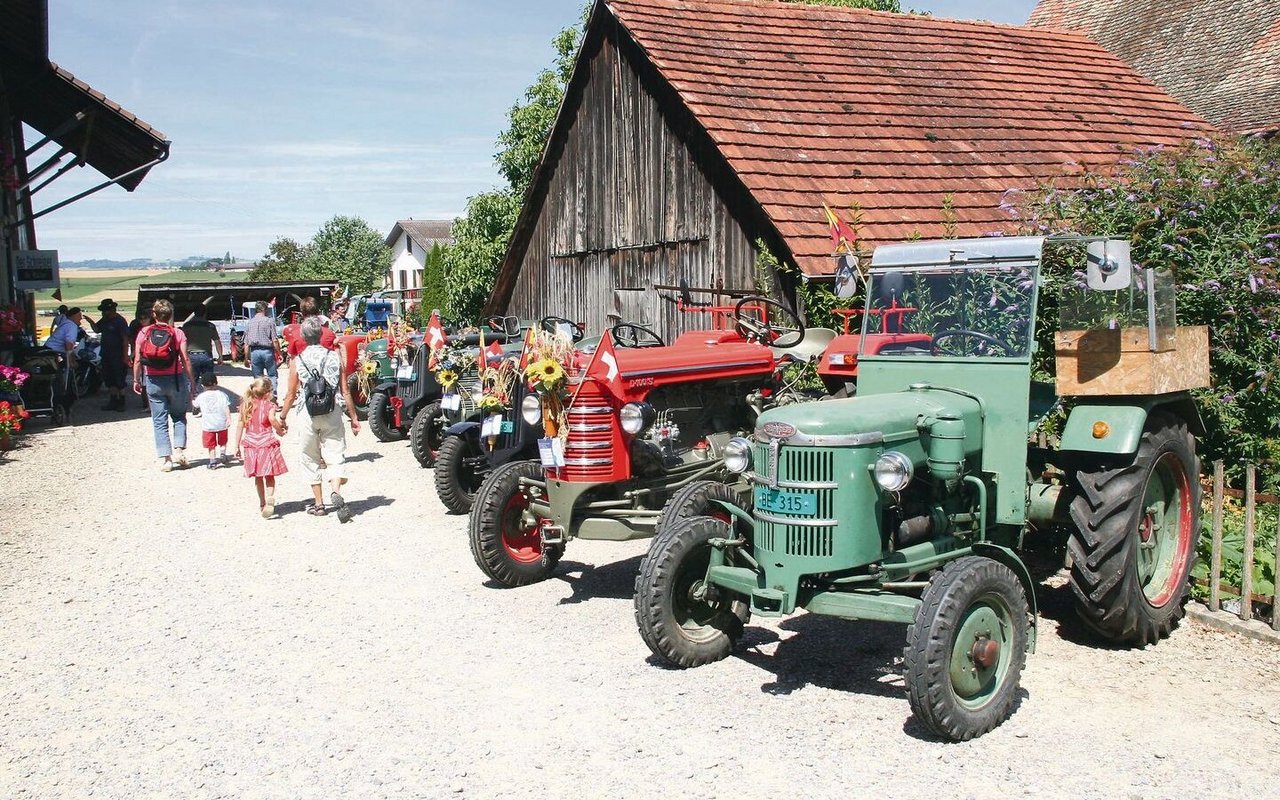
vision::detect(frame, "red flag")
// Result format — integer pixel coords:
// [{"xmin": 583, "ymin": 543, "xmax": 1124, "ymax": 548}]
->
[
  {"xmin": 585, "ymin": 329, "xmax": 623, "ymax": 398},
  {"xmin": 823, "ymin": 203, "xmax": 857, "ymax": 254},
  {"xmin": 484, "ymin": 339, "xmax": 503, "ymax": 366},
  {"xmin": 425, "ymin": 310, "xmax": 446, "ymax": 369},
  {"xmin": 517, "ymin": 326, "xmax": 536, "ymax": 371}
]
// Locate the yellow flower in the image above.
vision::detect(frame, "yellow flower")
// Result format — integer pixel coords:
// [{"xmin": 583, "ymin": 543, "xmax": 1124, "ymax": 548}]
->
[
  {"xmin": 438, "ymin": 368, "xmax": 459, "ymax": 388},
  {"xmin": 361, "ymin": 360, "xmax": 377, "ymax": 375},
  {"xmin": 526, "ymin": 358, "xmax": 565, "ymax": 387}
]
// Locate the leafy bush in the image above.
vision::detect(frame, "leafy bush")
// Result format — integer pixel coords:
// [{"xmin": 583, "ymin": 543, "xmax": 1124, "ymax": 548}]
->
[
  {"xmin": 1192, "ymin": 498, "xmax": 1278, "ymax": 603},
  {"xmin": 1016, "ymin": 136, "xmax": 1280, "ymax": 488}
]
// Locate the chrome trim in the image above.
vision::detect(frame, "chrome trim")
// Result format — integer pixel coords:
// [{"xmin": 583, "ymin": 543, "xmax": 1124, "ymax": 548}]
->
[
  {"xmin": 566, "ymin": 441, "xmax": 612, "ymax": 451},
  {"xmin": 755, "ymin": 510, "xmax": 837, "ymax": 528},
  {"xmin": 569, "ymin": 422, "xmax": 613, "ymax": 433},
  {"xmin": 564, "ymin": 456, "xmax": 613, "ymax": 466},
  {"xmin": 568, "ymin": 405, "xmax": 613, "ymax": 415},
  {"xmin": 748, "ymin": 474, "xmax": 838, "ymax": 490},
  {"xmin": 754, "ymin": 429, "xmax": 885, "ymax": 447}
]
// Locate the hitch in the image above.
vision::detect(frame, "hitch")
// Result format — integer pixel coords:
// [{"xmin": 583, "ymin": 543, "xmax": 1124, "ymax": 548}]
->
[{"xmin": 539, "ymin": 521, "xmax": 566, "ymax": 548}]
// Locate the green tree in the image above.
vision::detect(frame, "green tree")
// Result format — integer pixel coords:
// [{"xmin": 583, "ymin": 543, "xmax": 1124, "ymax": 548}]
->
[
  {"xmin": 250, "ymin": 237, "xmax": 310, "ymax": 282},
  {"xmin": 299, "ymin": 216, "xmax": 391, "ymax": 294},
  {"xmin": 780, "ymin": 0, "xmax": 902, "ymax": 10},
  {"xmin": 421, "ymin": 242, "xmax": 448, "ymax": 316}
]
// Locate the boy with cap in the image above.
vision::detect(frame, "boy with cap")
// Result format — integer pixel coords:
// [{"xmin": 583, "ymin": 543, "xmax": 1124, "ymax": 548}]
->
[{"xmin": 84, "ymin": 299, "xmax": 131, "ymax": 411}]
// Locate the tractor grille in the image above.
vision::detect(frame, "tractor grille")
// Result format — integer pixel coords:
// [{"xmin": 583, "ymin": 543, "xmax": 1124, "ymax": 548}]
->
[
  {"xmin": 559, "ymin": 383, "xmax": 623, "ymax": 482},
  {"xmin": 752, "ymin": 442, "xmax": 837, "ymax": 559}
]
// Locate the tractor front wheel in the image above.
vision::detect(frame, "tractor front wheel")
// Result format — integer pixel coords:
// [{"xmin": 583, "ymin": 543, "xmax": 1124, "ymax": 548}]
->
[
  {"xmin": 1067, "ymin": 412, "xmax": 1200, "ymax": 645},
  {"xmin": 409, "ymin": 400, "xmax": 446, "ymax": 467},
  {"xmin": 469, "ymin": 461, "xmax": 559, "ymax": 587},
  {"xmin": 634, "ymin": 515, "xmax": 748, "ymax": 668},
  {"xmin": 904, "ymin": 555, "xmax": 1029, "ymax": 742},
  {"xmin": 435, "ymin": 433, "xmax": 487, "ymax": 515},
  {"xmin": 367, "ymin": 390, "xmax": 403, "ymax": 442},
  {"xmin": 653, "ymin": 479, "xmax": 744, "ymax": 541}
]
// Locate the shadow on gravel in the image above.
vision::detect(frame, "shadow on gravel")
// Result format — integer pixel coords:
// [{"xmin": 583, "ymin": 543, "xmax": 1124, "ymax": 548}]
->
[
  {"xmin": 346, "ymin": 451, "xmax": 384, "ymax": 464},
  {"xmin": 553, "ymin": 555, "xmax": 645, "ymax": 605},
  {"xmin": 349, "ymin": 494, "xmax": 394, "ymax": 514}
]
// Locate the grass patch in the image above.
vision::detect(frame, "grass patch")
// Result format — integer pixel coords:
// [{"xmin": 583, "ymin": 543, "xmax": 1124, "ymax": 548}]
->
[{"xmin": 35, "ymin": 270, "xmax": 238, "ymax": 313}]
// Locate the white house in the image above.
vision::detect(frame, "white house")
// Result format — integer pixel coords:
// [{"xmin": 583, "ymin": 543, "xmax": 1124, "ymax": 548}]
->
[{"xmin": 383, "ymin": 219, "xmax": 453, "ymax": 296}]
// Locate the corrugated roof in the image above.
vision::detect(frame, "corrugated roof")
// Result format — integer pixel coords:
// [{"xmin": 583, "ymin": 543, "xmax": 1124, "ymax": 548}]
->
[
  {"xmin": 1029, "ymin": 0, "xmax": 1280, "ymax": 135},
  {"xmin": 600, "ymin": 0, "xmax": 1209, "ymax": 275},
  {"xmin": 385, "ymin": 219, "xmax": 453, "ymax": 249}
]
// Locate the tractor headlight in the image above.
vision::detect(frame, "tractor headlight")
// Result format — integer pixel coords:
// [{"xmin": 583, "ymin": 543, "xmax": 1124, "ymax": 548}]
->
[
  {"xmin": 521, "ymin": 394, "xmax": 542, "ymax": 426},
  {"xmin": 873, "ymin": 451, "xmax": 914, "ymax": 492},
  {"xmin": 619, "ymin": 402, "xmax": 655, "ymax": 435},
  {"xmin": 723, "ymin": 437, "xmax": 753, "ymax": 474}
]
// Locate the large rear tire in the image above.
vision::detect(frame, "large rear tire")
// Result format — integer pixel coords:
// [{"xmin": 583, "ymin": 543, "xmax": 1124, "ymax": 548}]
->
[
  {"xmin": 367, "ymin": 390, "xmax": 403, "ymax": 442},
  {"xmin": 634, "ymin": 515, "xmax": 748, "ymax": 668},
  {"xmin": 409, "ymin": 400, "xmax": 446, "ymax": 467},
  {"xmin": 1068, "ymin": 412, "xmax": 1200, "ymax": 646},
  {"xmin": 435, "ymin": 433, "xmax": 487, "ymax": 515},
  {"xmin": 469, "ymin": 461, "xmax": 559, "ymax": 587},
  {"xmin": 904, "ymin": 555, "xmax": 1029, "ymax": 742}
]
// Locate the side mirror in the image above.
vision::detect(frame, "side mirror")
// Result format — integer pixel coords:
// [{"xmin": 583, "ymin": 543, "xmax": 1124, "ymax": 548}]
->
[{"xmin": 1086, "ymin": 240, "xmax": 1132, "ymax": 290}]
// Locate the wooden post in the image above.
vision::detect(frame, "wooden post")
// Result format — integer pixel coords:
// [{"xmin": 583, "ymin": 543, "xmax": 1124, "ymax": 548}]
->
[
  {"xmin": 1209, "ymin": 461, "xmax": 1224, "ymax": 612},
  {"xmin": 1240, "ymin": 464, "xmax": 1256, "ymax": 622}
]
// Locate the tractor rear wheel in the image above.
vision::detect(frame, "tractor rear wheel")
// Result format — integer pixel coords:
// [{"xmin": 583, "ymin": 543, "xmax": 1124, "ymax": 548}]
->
[
  {"xmin": 367, "ymin": 390, "xmax": 403, "ymax": 442},
  {"xmin": 409, "ymin": 400, "xmax": 446, "ymax": 467},
  {"xmin": 469, "ymin": 461, "xmax": 559, "ymax": 587},
  {"xmin": 653, "ymin": 480, "xmax": 744, "ymax": 541},
  {"xmin": 435, "ymin": 433, "xmax": 487, "ymax": 515},
  {"xmin": 1067, "ymin": 412, "xmax": 1200, "ymax": 646},
  {"xmin": 904, "ymin": 555, "xmax": 1029, "ymax": 742},
  {"xmin": 634, "ymin": 515, "xmax": 748, "ymax": 668},
  {"xmin": 346, "ymin": 373, "xmax": 369, "ymax": 420}
]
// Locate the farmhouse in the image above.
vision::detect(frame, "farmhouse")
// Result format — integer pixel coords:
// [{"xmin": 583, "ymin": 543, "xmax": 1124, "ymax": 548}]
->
[
  {"xmin": 485, "ymin": 0, "xmax": 1209, "ymax": 340},
  {"xmin": 384, "ymin": 218, "xmax": 453, "ymax": 297},
  {"xmin": 1029, "ymin": 0, "xmax": 1280, "ymax": 136}
]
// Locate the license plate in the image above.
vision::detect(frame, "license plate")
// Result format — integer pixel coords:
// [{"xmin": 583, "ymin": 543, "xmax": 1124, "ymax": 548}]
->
[{"xmin": 755, "ymin": 488, "xmax": 815, "ymax": 515}]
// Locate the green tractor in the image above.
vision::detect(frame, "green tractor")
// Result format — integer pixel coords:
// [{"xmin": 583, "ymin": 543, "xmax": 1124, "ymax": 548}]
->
[{"xmin": 634, "ymin": 236, "xmax": 1209, "ymax": 741}]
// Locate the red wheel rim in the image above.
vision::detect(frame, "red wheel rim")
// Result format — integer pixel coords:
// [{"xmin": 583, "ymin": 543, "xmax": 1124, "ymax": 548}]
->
[
  {"xmin": 501, "ymin": 490, "xmax": 543, "ymax": 563},
  {"xmin": 1141, "ymin": 453, "xmax": 1193, "ymax": 608}
]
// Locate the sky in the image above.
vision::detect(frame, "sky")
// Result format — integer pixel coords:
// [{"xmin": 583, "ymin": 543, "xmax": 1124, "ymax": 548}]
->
[{"xmin": 34, "ymin": 0, "xmax": 1039, "ymax": 263}]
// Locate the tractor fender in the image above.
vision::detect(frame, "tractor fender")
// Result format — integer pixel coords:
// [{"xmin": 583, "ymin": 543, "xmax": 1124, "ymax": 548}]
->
[
  {"xmin": 373, "ymin": 380, "xmax": 397, "ymax": 395},
  {"xmin": 971, "ymin": 542, "xmax": 1037, "ymax": 654},
  {"xmin": 709, "ymin": 498, "xmax": 756, "ymax": 532},
  {"xmin": 1060, "ymin": 395, "xmax": 1205, "ymax": 455},
  {"xmin": 446, "ymin": 420, "xmax": 480, "ymax": 437}
]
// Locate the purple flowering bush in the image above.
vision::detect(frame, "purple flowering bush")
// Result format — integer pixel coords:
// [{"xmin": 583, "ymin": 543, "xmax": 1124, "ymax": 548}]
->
[{"xmin": 1017, "ymin": 135, "xmax": 1280, "ymax": 488}]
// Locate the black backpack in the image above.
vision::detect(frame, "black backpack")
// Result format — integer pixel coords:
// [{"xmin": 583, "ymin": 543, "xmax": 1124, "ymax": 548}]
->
[{"xmin": 302, "ymin": 353, "xmax": 336, "ymax": 416}]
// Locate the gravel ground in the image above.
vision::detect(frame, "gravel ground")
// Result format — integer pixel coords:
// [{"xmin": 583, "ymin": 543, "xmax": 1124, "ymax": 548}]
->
[{"xmin": 3, "ymin": 368, "xmax": 1279, "ymax": 799}]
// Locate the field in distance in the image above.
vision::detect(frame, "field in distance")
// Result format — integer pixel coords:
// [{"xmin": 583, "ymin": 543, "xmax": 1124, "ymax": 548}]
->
[{"xmin": 35, "ymin": 269, "xmax": 238, "ymax": 314}]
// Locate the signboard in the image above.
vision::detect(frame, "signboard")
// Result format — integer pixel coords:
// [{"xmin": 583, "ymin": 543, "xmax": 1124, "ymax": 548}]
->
[{"xmin": 14, "ymin": 250, "xmax": 59, "ymax": 291}]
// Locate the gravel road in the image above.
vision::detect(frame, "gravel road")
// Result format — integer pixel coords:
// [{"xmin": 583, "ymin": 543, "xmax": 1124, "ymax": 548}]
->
[{"xmin": 3, "ymin": 368, "xmax": 1278, "ymax": 799}]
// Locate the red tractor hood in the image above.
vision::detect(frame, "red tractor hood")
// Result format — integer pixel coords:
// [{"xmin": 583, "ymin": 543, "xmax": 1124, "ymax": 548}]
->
[{"xmin": 610, "ymin": 330, "xmax": 776, "ymax": 395}]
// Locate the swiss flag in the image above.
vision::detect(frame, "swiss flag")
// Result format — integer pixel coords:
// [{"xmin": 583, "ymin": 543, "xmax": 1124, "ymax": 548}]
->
[
  {"xmin": 425, "ymin": 310, "xmax": 446, "ymax": 369},
  {"xmin": 585, "ymin": 329, "xmax": 623, "ymax": 396},
  {"xmin": 483, "ymin": 339, "xmax": 504, "ymax": 366},
  {"xmin": 517, "ymin": 326, "xmax": 536, "ymax": 370}
]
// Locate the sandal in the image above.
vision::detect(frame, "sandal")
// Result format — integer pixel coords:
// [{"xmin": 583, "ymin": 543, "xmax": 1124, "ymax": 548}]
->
[
  {"xmin": 306, "ymin": 504, "xmax": 327, "ymax": 516},
  {"xmin": 262, "ymin": 497, "xmax": 275, "ymax": 519}
]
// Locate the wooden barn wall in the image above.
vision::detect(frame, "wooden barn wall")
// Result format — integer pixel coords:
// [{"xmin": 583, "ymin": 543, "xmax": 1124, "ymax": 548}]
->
[{"xmin": 503, "ymin": 32, "xmax": 761, "ymax": 343}]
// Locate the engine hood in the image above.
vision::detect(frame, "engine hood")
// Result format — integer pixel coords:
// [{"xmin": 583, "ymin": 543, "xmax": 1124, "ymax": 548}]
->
[{"xmin": 755, "ymin": 387, "xmax": 983, "ymax": 448}]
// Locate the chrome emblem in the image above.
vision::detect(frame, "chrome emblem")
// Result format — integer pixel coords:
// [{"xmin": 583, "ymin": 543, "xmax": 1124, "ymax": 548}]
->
[{"xmin": 761, "ymin": 421, "xmax": 797, "ymax": 439}]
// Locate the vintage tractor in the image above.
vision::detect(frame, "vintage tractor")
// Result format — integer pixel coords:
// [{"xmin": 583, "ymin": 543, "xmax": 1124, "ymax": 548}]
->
[
  {"xmin": 633, "ymin": 235, "xmax": 1210, "ymax": 741},
  {"xmin": 337, "ymin": 334, "xmax": 393, "ymax": 420},
  {"xmin": 467, "ymin": 300, "xmax": 848, "ymax": 588}
]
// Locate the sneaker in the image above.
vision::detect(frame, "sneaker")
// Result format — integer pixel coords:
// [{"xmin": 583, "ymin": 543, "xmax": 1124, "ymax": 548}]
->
[
  {"xmin": 262, "ymin": 497, "xmax": 275, "ymax": 519},
  {"xmin": 159, "ymin": 458, "xmax": 173, "ymax": 473},
  {"xmin": 207, "ymin": 460, "xmax": 217, "ymax": 470},
  {"xmin": 173, "ymin": 449, "xmax": 188, "ymax": 469},
  {"xmin": 330, "ymin": 492, "xmax": 353, "ymax": 524}
]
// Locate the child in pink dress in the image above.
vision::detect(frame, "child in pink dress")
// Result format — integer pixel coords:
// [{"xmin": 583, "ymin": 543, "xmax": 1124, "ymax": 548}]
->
[{"xmin": 232, "ymin": 377, "xmax": 288, "ymax": 518}]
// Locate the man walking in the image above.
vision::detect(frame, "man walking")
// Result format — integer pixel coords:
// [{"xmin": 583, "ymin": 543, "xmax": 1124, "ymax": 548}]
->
[
  {"xmin": 84, "ymin": 299, "xmax": 130, "ymax": 411},
  {"xmin": 181, "ymin": 305, "xmax": 224, "ymax": 382},
  {"xmin": 244, "ymin": 301, "xmax": 280, "ymax": 397}
]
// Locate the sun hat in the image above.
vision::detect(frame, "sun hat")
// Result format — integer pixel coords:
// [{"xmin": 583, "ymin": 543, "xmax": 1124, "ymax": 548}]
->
[{"xmin": 97, "ymin": 299, "xmax": 118, "ymax": 311}]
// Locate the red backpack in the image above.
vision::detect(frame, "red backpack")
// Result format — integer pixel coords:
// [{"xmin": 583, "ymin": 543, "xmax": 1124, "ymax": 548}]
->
[{"xmin": 139, "ymin": 325, "xmax": 179, "ymax": 369}]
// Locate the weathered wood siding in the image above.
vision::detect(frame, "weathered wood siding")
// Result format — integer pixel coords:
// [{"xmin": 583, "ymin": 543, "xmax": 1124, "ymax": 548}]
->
[{"xmin": 503, "ymin": 30, "xmax": 762, "ymax": 343}]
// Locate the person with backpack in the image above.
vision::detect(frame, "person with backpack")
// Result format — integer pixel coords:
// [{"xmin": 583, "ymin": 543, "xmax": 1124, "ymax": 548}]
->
[
  {"xmin": 279, "ymin": 317, "xmax": 361, "ymax": 521},
  {"xmin": 132, "ymin": 299, "xmax": 197, "ymax": 472}
]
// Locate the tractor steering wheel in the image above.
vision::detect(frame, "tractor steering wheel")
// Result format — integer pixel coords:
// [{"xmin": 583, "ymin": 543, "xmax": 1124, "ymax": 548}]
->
[
  {"xmin": 733, "ymin": 296, "xmax": 806, "ymax": 348},
  {"xmin": 540, "ymin": 315, "xmax": 585, "ymax": 342},
  {"xmin": 611, "ymin": 322, "xmax": 665, "ymax": 349},
  {"xmin": 930, "ymin": 329, "xmax": 1013, "ymax": 356}
]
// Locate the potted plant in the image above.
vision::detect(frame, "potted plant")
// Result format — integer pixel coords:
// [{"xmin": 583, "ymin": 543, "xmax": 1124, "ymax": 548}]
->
[{"xmin": 0, "ymin": 399, "xmax": 30, "ymax": 450}]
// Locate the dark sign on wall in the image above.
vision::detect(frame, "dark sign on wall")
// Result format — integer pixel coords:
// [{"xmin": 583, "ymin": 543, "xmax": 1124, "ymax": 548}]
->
[{"xmin": 14, "ymin": 250, "xmax": 59, "ymax": 291}]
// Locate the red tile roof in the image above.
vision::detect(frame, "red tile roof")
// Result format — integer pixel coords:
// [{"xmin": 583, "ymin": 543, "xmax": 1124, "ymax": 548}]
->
[
  {"xmin": 1029, "ymin": 0, "xmax": 1280, "ymax": 136},
  {"xmin": 607, "ymin": 0, "xmax": 1210, "ymax": 275}
]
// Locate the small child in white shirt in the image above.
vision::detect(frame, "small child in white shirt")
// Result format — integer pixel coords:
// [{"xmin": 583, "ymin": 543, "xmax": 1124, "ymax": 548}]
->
[{"xmin": 193, "ymin": 372, "xmax": 232, "ymax": 468}]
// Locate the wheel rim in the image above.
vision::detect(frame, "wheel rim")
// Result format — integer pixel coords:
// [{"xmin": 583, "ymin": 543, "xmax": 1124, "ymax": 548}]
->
[
  {"xmin": 499, "ymin": 489, "xmax": 543, "ymax": 564},
  {"xmin": 670, "ymin": 544, "xmax": 726, "ymax": 641},
  {"xmin": 1137, "ymin": 452, "xmax": 1193, "ymax": 607},
  {"xmin": 948, "ymin": 594, "xmax": 1014, "ymax": 710}
]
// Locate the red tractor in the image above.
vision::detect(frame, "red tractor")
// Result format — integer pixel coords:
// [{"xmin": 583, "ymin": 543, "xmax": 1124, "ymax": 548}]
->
[{"xmin": 467, "ymin": 297, "xmax": 894, "ymax": 587}]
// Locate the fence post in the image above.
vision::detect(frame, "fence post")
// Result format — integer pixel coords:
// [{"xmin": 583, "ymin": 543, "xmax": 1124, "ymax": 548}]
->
[
  {"xmin": 1209, "ymin": 461, "xmax": 1224, "ymax": 612},
  {"xmin": 1241, "ymin": 464, "xmax": 1256, "ymax": 622}
]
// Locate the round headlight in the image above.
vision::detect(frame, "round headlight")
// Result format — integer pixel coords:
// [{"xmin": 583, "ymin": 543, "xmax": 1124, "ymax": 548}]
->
[
  {"xmin": 723, "ymin": 437, "xmax": 753, "ymax": 474},
  {"xmin": 619, "ymin": 402, "xmax": 654, "ymax": 435},
  {"xmin": 521, "ymin": 394, "xmax": 542, "ymax": 426},
  {"xmin": 873, "ymin": 451, "xmax": 914, "ymax": 492}
]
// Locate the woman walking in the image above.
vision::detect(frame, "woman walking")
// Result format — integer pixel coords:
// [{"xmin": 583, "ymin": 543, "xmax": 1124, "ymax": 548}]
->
[
  {"xmin": 280, "ymin": 318, "xmax": 361, "ymax": 521},
  {"xmin": 132, "ymin": 299, "xmax": 196, "ymax": 472}
]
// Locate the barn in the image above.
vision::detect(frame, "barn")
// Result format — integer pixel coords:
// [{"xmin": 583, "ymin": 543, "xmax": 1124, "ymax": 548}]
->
[{"xmin": 484, "ymin": 0, "xmax": 1209, "ymax": 341}]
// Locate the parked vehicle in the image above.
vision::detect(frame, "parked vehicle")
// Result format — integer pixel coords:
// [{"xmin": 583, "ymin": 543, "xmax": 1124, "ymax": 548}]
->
[
  {"xmin": 72, "ymin": 335, "xmax": 102, "ymax": 398},
  {"xmin": 16, "ymin": 345, "xmax": 74, "ymax": 425},
  {"xmin": 633, "ymin": 236, "xmax": 1210, "ymax": 741}
]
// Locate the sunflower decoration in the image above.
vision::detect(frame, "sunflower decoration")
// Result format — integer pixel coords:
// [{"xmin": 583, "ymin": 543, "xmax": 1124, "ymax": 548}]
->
[
  {"xmin": 361, "ymin": 360, "xmax": 377, "ymax": 376},
  {"xmin": 477, "ymin": 394, "xmax": 505, "ymax": 414},
  {"xmin": 438, "ymin": 368, "xmax": 459, "ymax": 389},
  {"xmin": 526, "ymin": 357, "xmax": 567, "ymax": 393}
]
